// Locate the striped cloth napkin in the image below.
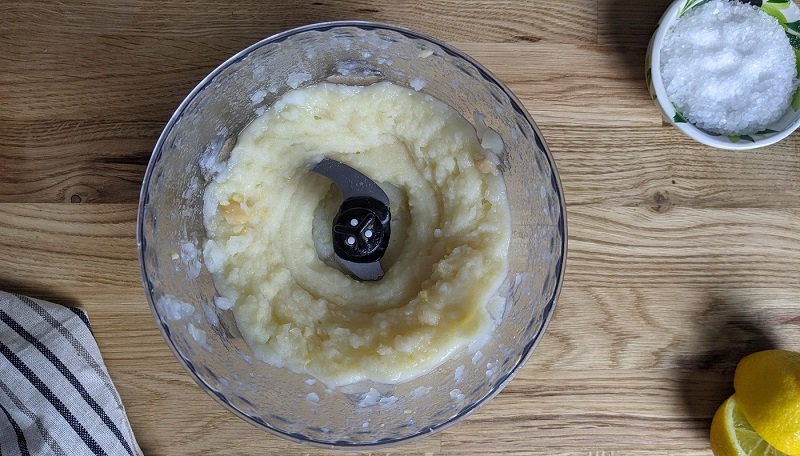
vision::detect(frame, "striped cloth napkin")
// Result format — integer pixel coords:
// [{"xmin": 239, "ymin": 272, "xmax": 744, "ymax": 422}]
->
[{"xmin": 0, "ymin": 291, "xmax": 142, "ymax": 456}]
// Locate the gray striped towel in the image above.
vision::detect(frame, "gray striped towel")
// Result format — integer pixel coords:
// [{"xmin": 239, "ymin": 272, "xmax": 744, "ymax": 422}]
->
[{"xmin": 0, "ymin": 291, "xmax": 142, "ymax": 456}]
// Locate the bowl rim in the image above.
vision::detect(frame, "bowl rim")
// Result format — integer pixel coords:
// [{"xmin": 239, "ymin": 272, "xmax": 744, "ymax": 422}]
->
[
  {"xmin": 136, "ymin": 20, "xmax": 568, "ymax": 449},
  {"xmin": 648, "ymin": 0, "xmax": 800, "ymax": 150}
]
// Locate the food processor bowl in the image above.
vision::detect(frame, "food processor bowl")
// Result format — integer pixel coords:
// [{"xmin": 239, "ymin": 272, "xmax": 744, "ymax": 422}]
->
[{"xmin": 137, "ymin": 21, "xmax": 566, "ymax": 448}]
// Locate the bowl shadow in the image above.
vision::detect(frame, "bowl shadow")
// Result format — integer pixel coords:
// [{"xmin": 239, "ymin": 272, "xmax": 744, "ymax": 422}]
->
[
  {"xmin": 675, "ymin": 291, "xmax": 779, "ymax": 436},
  {"xmin": 0, "ymin": 276, "xmax": 82, "ymax": 309},
  {"xmin": 601, "ymin": 0, "xmax": 674, "ymax": 82}
]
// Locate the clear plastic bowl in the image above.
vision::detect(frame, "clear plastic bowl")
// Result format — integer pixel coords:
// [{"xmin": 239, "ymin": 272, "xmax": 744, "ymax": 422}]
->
[{"xmin": 137, "ymin": 21, "xmax": 566, "ymax": 448}]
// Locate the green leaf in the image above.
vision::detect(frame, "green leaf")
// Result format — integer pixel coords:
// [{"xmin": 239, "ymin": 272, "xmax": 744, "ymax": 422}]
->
[
  {"xmin": 679, "ymin": 0, "xmax": 710, "ymax": 16},
  {"xmin": 678, "ymin": 0, "xmax": 689, "ymax": 15},
  {"xmin": 754, "ymin": 129, "xmax": 778, "ymax": 135},
  {"xmin": 765, "ymin": 0, "xmax": 791, "ymax": 8},
  {"xmin": 762, "ymin": 4, "xmax": 788, "ymax": 23},
  {"xmin": 673, "ymin": 112, "xmax": 687, "ymax": 123},
  {"xmin": 786, "ymin": 20, "xmax": 800, "ymax": 33},
  {"xmin": 792, "ymin": 88, "xmax": 800, "ymax": 111},
  {"xmin": 786, "ymin": 32, "xmax": 800, "ymax": 50},
  {"xmin": 795, "ymin": 49, "xmax": 800, "ymax": 75},
  {"xmin": 727, "ymin": 135, "xmax": 756, "ymax": 143}
]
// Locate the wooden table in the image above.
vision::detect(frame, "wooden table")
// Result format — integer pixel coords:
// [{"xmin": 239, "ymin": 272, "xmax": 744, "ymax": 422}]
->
[{"xmin": 2, "ymin": 1, "xmax": 799, "ymax": 454}]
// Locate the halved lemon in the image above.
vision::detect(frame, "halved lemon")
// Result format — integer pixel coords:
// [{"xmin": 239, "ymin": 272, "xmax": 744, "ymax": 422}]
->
[
  {"xmin": 734, "ymin": 350, "xmax": 800, "ymax": 455},
  {"xmin": 710, "ymin": 395, "xmax": 788, "ymax": 456}
]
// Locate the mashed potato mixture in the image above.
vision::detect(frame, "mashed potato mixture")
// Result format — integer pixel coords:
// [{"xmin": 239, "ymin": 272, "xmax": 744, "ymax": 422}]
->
[{"xmin": 202, "ymin": 81, "xmax": 510, "ymax": 386}]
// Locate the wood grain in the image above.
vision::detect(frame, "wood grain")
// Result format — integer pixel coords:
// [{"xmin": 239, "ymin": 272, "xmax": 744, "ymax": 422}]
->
[
  {"xmin": 3, "ymin": 122, "xmax": 799, "ymax": 206},
  {"xmin": 3, "ymin": 204, "xmax": 798, "ymax": 293},
  {"xmin": 549, "ymin": 127, "xmax": 800, "ymax": 208},
  {"xmin": 568, "ymin": 207, "xmax": 800, "ymax": 287},
  {"xmin": 1, "ymin": 0, "xmax": 800, "ymax": 454}
]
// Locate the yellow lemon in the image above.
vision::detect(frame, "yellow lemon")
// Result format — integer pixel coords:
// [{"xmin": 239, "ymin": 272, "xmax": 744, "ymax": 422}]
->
[
  {"xmin": 734, "ymin": 349, "xmax": 800, "ymax": 455},
  {"xmin": 710, "ymin": 395, "xmax": 787, "ymax": 456}
]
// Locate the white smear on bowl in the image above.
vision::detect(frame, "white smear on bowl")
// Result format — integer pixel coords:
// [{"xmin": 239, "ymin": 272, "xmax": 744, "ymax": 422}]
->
[
  {"xmin": 472, "ymin": 351, "xmax": 484, "ymax": 365},
  {"xmin": 187, "ymin": 323, "xmax": 206, "ymax": 343},
  {"xmin": 180, "ymin": 242, "xmax": 202, "ymax": 279},
  {"xmin": 182, "ymin": 175, "xmax": 199, "ymax": 200},
  {"xmin": 306, "ymin": 392, "xmax": 320, "ymax": 404},
  {"xmin": 198, "ymin": 127, "xmax": 229, "ymax": 179},
  {"xmin": 273, "ymin": 89, "xmax": 308, "ymax": 112},
  {"xmin": 473, "ymin": 112, "xmax": 505, "ymax": 157},
  {"xmin": 357, "ymin": 388, "xmax": 381, "ymax": 408},
  {"xmin": 305, "ymin": 378, "xmax": 317, "ymax": 386},
  {"xmin": 354, "ymin": 389, "xmax": 398, "ymax": 408},
  {"xmin": 487, "ymin": 296, "xmax": 507, "ymax": 323},
  {"xmin": 411, "ymin": 386, "xmax": 431, "ymax": 397},
  {"xmin": 199, "ymin": 151, "xmax": 224, "ymax": 179},
  {"xmin": 214, "ymin": 296, "xmax": 234, "ymax": 310},
  {"xmin": 486, "ymin": 362, "xmax": 498, "ymax": 378},
  {"xmin": 468, "ymin": 330, "xmax": 491, "ymax": 354},
  {"xmin": 481, "ymin": 129, "xmax": 504, "ymax": 156},
  {"xmin": 202, "ymin": 303, "xmax": 219, "ymax": 327},
  {"xmin": 450, "ymin": 389, "xmax": 465, "ymax": 401},
  {"xmin": 454, "ymin": 365, "xmax": 465, "ymax": 383},
  {"xmin": 160, "ymin": 295, "xmax": 194, "ymax": 321},
  {"xmin": 250, "ymin": 90, "xmax": 266, "ymax": 105},
  {"xmin": 287, "ymin": 72, "xmax": 312, "ymax": 89},
  {"xmin": 410, "ymin": 78, "xmax": 426, "ymax": 91},
  {"xmin": 187, "ymin": 323, "xmax": 211, "ymax": 352}
]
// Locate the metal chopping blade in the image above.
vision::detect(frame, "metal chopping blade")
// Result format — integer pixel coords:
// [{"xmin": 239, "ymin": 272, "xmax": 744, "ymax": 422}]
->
[{"xmin": 311, "ymin": 158, "xmax": 391, "ymax": 281}]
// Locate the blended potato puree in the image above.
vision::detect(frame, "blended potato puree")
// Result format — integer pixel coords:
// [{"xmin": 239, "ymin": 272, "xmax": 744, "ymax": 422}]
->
[{"xmin": 202, "ymin": 81, "xmax": 510, "ymax": 386}]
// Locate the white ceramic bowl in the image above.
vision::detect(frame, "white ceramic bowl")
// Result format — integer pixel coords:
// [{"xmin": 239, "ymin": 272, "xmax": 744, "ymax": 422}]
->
[{"xmin": 646, "ymin": 0, "xmax": 800, "ymax": 150}]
